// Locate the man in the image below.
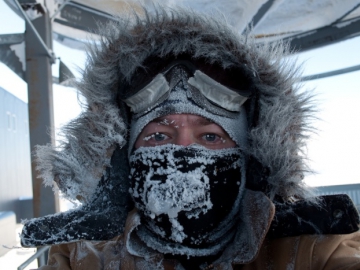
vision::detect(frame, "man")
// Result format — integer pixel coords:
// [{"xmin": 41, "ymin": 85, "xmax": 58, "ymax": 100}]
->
[{"xmin": 21, "ymin": 7, "xmax": 360, "ymax": 270}]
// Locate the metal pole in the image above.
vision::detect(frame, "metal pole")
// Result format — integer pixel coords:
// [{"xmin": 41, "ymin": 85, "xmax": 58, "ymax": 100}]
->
[
  {"xmin": 12, "ymin": 0, "xmax": 55, "ymax": 62},
  {"xmin": 50, "ymin": 0, "xmax": 71, "ymax": 22},
  {"xmin": 25, "ymin": 7, "xmax": 59, "ymax": 218},
  {"xmin": 17, "ymin": 246, "xmax": 50, "ymax": 270},
  {"xmin": 301, "ymin": 64, "xmax": 360, "ymax": 81}
]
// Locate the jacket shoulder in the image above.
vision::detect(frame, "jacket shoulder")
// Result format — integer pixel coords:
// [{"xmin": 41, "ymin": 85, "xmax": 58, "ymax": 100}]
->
[
  {"xmin": 308, "ymin": 231, "xmax": 360, "ymax": 270},
  {"xmin": 38, "ymin": 235, "xmax": 125, "ymax": 270},
  {"xmin": 242, "ymin": 231, "xmax": 360, "ymax": 270}
]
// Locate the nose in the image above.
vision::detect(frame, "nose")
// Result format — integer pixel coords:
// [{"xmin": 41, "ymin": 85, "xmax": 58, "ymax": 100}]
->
[{"xmin": 174, "ymin": 128, "xmax": 195, "ymax": 146}]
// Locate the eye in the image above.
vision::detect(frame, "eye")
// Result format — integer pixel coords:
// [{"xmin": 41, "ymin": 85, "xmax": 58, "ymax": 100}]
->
[
  {"xmin": 202, "ymin": 133, "xmax": 221, "ymax": 142},
  {"xmin": 143, "ymin": 132, "xmax": 169, "ymax": 142},
  {"xmin": 154, "ymin": 132, "xmax": 168, "ymax": 141}
]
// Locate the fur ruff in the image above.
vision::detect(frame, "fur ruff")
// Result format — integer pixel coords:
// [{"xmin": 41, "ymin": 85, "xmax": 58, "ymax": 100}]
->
[{"xmin": 35, "ymin": 7, "xmax": 315, "ymax": 203}]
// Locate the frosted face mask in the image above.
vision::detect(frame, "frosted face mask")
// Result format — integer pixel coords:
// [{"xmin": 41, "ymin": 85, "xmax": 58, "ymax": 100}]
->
[{"xmin": 129, "ymin": 144, "xmax": 245, "ymax": 247}]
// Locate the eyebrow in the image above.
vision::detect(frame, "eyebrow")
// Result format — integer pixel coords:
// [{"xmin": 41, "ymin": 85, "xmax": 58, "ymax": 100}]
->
[{"xmin": 193, "ymin": 118, "xmax": 214, "ymax": 126}]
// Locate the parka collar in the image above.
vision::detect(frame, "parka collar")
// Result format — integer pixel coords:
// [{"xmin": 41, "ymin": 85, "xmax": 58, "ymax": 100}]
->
[{"xmin": 125, "ymin": 189, "xmax": 275, "ymax": 269}]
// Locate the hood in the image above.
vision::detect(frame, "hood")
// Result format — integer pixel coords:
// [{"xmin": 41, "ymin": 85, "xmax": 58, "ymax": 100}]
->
[{"xmin": 37, "ymin": 7, "xmax": 314, "ymax": 202}]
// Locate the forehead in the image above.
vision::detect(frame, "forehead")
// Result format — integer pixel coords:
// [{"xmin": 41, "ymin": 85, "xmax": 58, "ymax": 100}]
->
[{"xmin": 151, "ymin": 114, "xmax": 214, "ymax": 126}]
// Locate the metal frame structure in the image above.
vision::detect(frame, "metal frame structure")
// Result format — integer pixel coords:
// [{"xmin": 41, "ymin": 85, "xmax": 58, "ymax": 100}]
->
[
  {"xmin": 12, "ymin": 0, "xmax": 55, "ymax": 62},
  {"xmin": 244, "ymin": 0, "xmax": 276, "ymax": 31},
  {"xmin": 0, "ymin": 33, "xmax": 25, "ymax": 79},
  {"xmin": 25, "ymin": 10, "xmax": 60, "ymax": 218},
  {"xmin": 13, "ymin": 0, "xmax": 59, "ymax": 218},
  {"xmin": 5, "ymin": 0, "xmax": 358, "ymax": 54},
  {"xmin": 287, "ymin": 16, "xmax": 360, "ymax": 52},
  {"xmin": 3, "ymin": 1, "xmax": 360, "ymax": 79},
  {"xmin": 17, "ymin": 246, "xmax": 49, "ymax": 269},
  {"xmin": 302, "ymin": 64, "xmax": 360, "ymax": 81}
]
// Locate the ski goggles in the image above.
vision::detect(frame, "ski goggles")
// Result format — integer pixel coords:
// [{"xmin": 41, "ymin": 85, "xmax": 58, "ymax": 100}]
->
[{"xmin": 120, "ymin": 56, "xmax": 256, "ymax": 115}]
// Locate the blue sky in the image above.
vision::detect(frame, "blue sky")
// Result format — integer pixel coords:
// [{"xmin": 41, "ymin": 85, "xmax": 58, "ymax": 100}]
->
[{"xmin": 1, "ymin": 0, "xmax": 359, "ymax": 187}]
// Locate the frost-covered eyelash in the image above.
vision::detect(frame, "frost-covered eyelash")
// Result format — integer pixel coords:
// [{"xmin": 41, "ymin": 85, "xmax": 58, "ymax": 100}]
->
[
  {"xmin": 143, "ymin": 132, "xmax": 168, "ymax": 141},
  {"xmin": 143, "ymin": 134, "xmax": 155, "ymax": 141}
]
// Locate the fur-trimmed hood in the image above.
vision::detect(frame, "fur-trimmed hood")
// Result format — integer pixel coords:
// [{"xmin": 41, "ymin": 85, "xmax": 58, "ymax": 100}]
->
[
  {"xmin": 36, "ymin": 7, "xmax": 314, "ymax": 204},
  {"xmin": 23, "ymin": 8, "xmax": 320, "ymax": 249}
]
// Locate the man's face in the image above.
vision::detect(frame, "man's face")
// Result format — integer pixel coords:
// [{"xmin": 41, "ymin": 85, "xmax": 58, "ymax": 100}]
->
[
  {"xmin": 131, "ymin": 114, "xmax": 242, "ymax": 246},
  {"xmin": 135, "ymin": 114, "xmax": 236, "ymax": 149}
]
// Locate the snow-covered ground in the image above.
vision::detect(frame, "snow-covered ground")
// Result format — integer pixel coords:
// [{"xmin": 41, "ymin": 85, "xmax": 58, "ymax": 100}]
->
[{"xmin": 0, "ymin": 224, "xmax": 38, "ymax": 270}]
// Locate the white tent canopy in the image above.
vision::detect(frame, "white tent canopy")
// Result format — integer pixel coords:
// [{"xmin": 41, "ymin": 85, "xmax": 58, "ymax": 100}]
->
[{"xmin": 4, "ymin": 0, "xmax": 360, "ymax": 52}]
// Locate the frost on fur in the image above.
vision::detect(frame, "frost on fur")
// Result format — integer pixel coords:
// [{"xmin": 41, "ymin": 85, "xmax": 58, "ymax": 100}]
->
[
  {"xmin": 34, "ymin": 7, "xmax": 316, "ymax": 203},
  {"xmin": 35, "ymin": 104, "xmax": 127, "ymax": 202}
]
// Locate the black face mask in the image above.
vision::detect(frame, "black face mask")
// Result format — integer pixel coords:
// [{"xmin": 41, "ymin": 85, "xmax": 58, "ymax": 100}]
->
[{"xmin": 129, "ymin": 144, "xmax": 245, "ymax": 248}]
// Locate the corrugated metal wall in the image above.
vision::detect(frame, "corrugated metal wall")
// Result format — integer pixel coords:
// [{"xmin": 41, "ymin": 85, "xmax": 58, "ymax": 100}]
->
[{"xmin": 0, "ymin": 86, "xmax": 33, "ymax": 221}]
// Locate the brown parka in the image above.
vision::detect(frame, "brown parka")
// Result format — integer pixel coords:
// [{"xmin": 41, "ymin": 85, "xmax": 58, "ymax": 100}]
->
[
  {"xmin": 38, "ymin": 210, "xmax": 360, "ymax": 270},
  {"xmin": 39, "ymin": 234, "xmax": 360, "ymax": 270},
  {"xmin": 37, "ymin": 192, "xmax": 360, "ymax": 270}
]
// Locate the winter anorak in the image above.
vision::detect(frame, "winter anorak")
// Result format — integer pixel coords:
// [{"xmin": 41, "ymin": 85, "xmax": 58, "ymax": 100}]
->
[
  {"xmin": 38, "ymin": 209, "xmax": 360, "ymax": 270},
  {"xmin": 20, "ymin": 6, "xmax": 360, "ymax": 270}
]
